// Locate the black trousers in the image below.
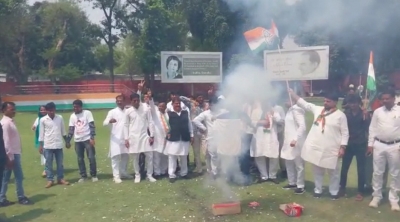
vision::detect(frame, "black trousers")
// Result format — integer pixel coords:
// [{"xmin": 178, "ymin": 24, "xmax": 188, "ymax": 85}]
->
[
  {"xmin": 339, "ymin": 143, "xmax": 366, "ymax": 193},
  {"xmin": 75, "ymin": 141, "xmax": 97, "ymax": 177},
  {"xmin": 240, "ymin": 134, "xmax": 253, "ymax": 176}
]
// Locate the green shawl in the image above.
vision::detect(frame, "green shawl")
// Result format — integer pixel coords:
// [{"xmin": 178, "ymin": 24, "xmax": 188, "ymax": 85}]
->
[{"xmin": 35, "ymin": 112, "xmax": 45, "ymax": 148}]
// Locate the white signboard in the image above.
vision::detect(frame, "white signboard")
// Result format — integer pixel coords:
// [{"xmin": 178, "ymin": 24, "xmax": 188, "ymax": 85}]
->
[
  {"xmin": 264, "ymin": 46, "xmax": 329, "ymax": 81},
  {"xmin": 161, "ymin": 51, "xmax": 222, "ymax": 83}
]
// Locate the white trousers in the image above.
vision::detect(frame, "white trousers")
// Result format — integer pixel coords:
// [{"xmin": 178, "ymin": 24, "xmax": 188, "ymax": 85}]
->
[
  {"xmin": 168, "ymin": 155, "xmax": 188, "ymax": 178},
  {"xmin": 372, "ymin": 141, "xmax": 400, "ymax": 202},
  {"xmin": 205, "ymin": 147, "xmax": 218, "ymax": 175},
  {"xmin": 286, "ymin": 157, "xmax": 305, "ymax": 188},
  {"xmin": 255, "ymin": 157, "xmax": 279, "ymax": 179},
  {"xmin": 313, "ymin": 163, "xmax": 340, "ymax": 195},
  {"xmin": 192, "ymin": 134, "xmax": 204, "ymax": 169},
  {"xmin": 131, "ymin": 152, "xmax": 153, "ymax": 177},
  {"xmin": 111, "ymin": 154, "xmax": 130, "ymax": 178},
  {"xmin": 153, "ymin": 151, "xmax": 168, "ymax": 175}
]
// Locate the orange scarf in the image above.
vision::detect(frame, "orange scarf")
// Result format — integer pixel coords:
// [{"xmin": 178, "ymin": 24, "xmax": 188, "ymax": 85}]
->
[
  {"xmin": 314, "ymin": 108, "xmax": 337, "ymax": 133},
  {"xmin": 160, "ymin": 112, "xmax": 169, "ymax": 133}
]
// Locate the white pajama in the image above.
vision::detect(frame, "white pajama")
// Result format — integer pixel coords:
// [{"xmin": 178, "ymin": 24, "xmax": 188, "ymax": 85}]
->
[
  {"xmin": 192, "ymin": 134, "xmax": 203, "ymax": 169},
  {"xmin": 168, "ymin": 155, "xmax": 188, "ymax": 178},
  {"xmin": 206, "ymin": 144, "xmax": 218, "ymax": 175},
  {"xmin": 153, "ymin": 152, "xmax": 168, "ymax": 175},
  {"xmin": 372, "ymin": 141, "xmax": 400, "ymax": 203},
  {"xmin": 313, "ymin": 162, "xmax": 340, "ymax": 195},
  {"xmin": 111, "ymin": 154, "xmax": 130, "ymax": 178},
  {"xmin": 285, "ymin": 157, "xmax": 305, "ymax": 188},
  {"xmin": 254, "ymin": 157, "xmax": 279, "ymax": 179},
  {"xmin": 131, "ymin": 152, "xmax": 153, "ymax": 177}
]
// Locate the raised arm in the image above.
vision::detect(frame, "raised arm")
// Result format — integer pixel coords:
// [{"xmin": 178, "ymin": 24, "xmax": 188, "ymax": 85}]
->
[
  {"xmin": 148, "ymin": 98, "xmax": 158, "ymax": 119},
  {"xmin": 288, "ymin": 89, "xmax": 317, "ymax": 113},
  {"xmin": 368, "ymin": 110, "xmax": 378, "ymax": 147},
  {"xmin": 192, "ymin": 111, "xmax": 207, "ymax": 132},
  {"xmin": 292, "ymin": 107, "xmax": 307, "ymax": 142},
  {"xmin": 340, "ymin": 114, "xmax": 349, "ymax": 146}
]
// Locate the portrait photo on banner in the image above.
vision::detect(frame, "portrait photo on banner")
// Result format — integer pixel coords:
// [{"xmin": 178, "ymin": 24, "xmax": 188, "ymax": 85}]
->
[
  {"xmin": 164, "ymin": 55, "xmax": 183, "ymax": 80},
  {"xmin": 264, "ymin": 46, "xmax": 330, "ymax": 81},
  {"xmin": 161, "ymin": 51, "xmax": 223, "ymax": 83}
]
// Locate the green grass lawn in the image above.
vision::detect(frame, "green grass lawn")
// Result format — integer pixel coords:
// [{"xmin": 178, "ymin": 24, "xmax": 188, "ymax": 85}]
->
[{"xmin": 0, "ymin": 101, "xmax": 398, "ymax": 222}]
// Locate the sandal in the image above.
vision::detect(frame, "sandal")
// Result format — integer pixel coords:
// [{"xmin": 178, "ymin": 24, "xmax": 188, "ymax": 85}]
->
[{"xmin": 355, "ymin": 193, "xmax": 363, "ymax": 201}]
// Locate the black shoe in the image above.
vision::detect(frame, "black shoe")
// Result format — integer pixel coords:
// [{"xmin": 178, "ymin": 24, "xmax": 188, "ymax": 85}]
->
[
  {"xmin": 258, "ymin": 177, "xmax": 268, "ymax": 183},
  {"xmin": 330, "ymin": 194, "xmax": 339, "ymax": 200},
  {"xmin": 169, "ymin": 178, "xmax": 177, "ymax": 183},
  {"xmin": 280, "ymin": 170, "xmax": 288, "ymax": 179},
  {"xmin": 269, "ymin": 178, "xmax": 280, "ymax": 184},
  {"xmin": 18, "ymin": 197, "xmax": 33, "ymax": 205},
  {"xmin": 181, "ymin": 175, "xmax": 190, "ymax": 180},
  {"xmin": 313, "ymin": 192, "xmax": 322, "ymax": 198},
  {"xmin": 294, "ymin": 188, "xmax": 305, "ymax": 195},
  {"xmin": 0, "ymin": 199, "xmax": 14, "ymax": 207},
  {"xmin": 282, "ymin": 184, "xmax": 297, "ymax": 190}
]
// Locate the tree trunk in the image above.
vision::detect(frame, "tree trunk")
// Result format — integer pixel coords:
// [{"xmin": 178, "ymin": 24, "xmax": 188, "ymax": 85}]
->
[
  {"xmin": 48, "ymin": 20, "xmax": 67, "ymax": 87},
  {"xmin": 108, "ymin": 40, "xmax": 115, "ymax": 92},
  {"xmin": 16, "ymin": 36, "xmax": 25, "ymax": 82}
]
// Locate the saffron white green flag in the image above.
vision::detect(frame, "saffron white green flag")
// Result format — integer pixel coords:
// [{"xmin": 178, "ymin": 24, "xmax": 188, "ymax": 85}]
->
[{"xmin": 366, "ymin": 51, "xmax": 376, "ymax": 110}]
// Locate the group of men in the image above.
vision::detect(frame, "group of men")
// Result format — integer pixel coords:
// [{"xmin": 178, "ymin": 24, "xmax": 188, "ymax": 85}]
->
[{"xmin": 0, "ymin": 82, "xmax": 399, "ymax": 213}]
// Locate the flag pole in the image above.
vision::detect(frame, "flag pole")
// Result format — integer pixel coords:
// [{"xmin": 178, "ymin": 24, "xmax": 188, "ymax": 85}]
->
[{"xmin": 277, "ymin": 44, "xmax": 293, "ymax": 106}]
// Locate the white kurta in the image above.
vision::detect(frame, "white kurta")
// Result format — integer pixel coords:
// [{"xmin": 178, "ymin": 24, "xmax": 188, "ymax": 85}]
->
[
  {"xmin": 281, "ymin": 105, "xmax": 307, "ymax": 160},
  {"xmin": 297, "ymin": 98, "xmax": 349, "ymax": 169},
  {"xmin": 250, "ymin": 108, "xmax": 281, "ymax": 158},
  {"xmin": 124, "ymin": 104, "xmax": 155, "ymax": 154},
  {"xmin": 164, "ymin": 110, "xmax": 193, "ymax": 156},
  {"xmin": 148, "ymin": 99, "xmax": 168, "ymax": 153},
  {"xmin": 103, "ymin": 107, "xmax": 128, "ymax": 158}
]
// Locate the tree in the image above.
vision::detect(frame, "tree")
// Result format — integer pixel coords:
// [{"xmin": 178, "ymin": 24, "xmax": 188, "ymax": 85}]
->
[
  {"xmin": 89, "ymin": 0, "xmax": 124, "ymax": 92},
  {"xmin": 122, "ymin": 0, "xmax": 187, "ymax": 90},
  {"xmin": 114, "ymin": 34, "xmax": 141, "ymax": 83}
]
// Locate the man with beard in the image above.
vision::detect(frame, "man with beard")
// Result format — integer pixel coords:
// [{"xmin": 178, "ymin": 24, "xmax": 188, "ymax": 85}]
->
[{"xmin": 288, "ymin": 89, "xmax": 349, "ymax": 200}]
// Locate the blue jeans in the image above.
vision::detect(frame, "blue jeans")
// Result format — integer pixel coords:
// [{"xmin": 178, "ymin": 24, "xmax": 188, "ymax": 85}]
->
[
  {"xmin": 0, "ymin": 154, "xmax": 25, "ymax": 201},
  {"xmin": 44, "ymin": 149, "xmax": 64, "ymax": 181}
]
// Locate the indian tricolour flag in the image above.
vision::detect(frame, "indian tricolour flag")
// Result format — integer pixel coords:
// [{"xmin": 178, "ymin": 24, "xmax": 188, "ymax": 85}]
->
[
  {"xmin": 243, "ymin": 20, "xmax": 279, "ymax": 53},
  {"xmin": 366, "ymin": 51, "xmax": 376, "ymax": 110}
]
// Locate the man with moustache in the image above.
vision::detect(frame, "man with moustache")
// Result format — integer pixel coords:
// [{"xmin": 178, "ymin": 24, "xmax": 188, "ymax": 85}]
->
[
  {"xmin": 148, "ymin": 98, "xmax": 169, "ymax": 178},
  {"xmin": 124, "ymin": 93, "xmax": 156, "ymax": 183},
  {"xmin": 368, "ymin": 89, "xmax": 400, "ymax": 211},
  {"xmin": 164, "ymin": 97, "xmax": 193, "ymax": 183},
  {"xmin": 103, "ymin": 95, "xmax": 133, "ymax": 184},
  {"xmin": 288, "ymin": 89, "xmax": 349, "ymax": 200}
]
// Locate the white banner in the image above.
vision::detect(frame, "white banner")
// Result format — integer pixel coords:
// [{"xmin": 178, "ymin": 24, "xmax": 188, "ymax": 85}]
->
[
  {"xmin": 213, "ymin": 119, "xmax": 242, "ymax": 156},
  {"xmin": 264, "ymin": 46, "xmax": 329, "ymax": 81},
  {"xmin": 161, "ymin": 51, "xmax": 223, "ymax": 83}
]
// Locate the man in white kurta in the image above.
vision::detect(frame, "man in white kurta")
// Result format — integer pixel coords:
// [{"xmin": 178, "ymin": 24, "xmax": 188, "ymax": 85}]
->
[
  {"xmin": 250, "ymin": 102, "xmax": 282, "ymax": 184},
  {"xmin": 124, "ymin": 93, "xmax": 156, "ymax": 183},
  {"xmin": 281, "ymin": 102, "xmax": 307, "ymax": 194},
  {"xmin": 367, "ymin": 89, "xmax": 400, "ymax": 211},
  {"xmin": 103, "ymin": 95, "xmax": 132, "ymax": 183},
  {"xmin": 192, "ymin": 98, "xmax": 219, "ymax": 178},
  {"xmin": 273, "ymin": 104, "xmax": 286, "ymax": 177},
  {"xmin": 289, "ymin": 89, "xmax": 349, "ymax": 199},
  {"xmin": 148, "ymin": 98, "xmax": 169, "ymax": 177},
  {"xmin": 164, "ymin": 98, "xmax": 193, "ymax": 183}
]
